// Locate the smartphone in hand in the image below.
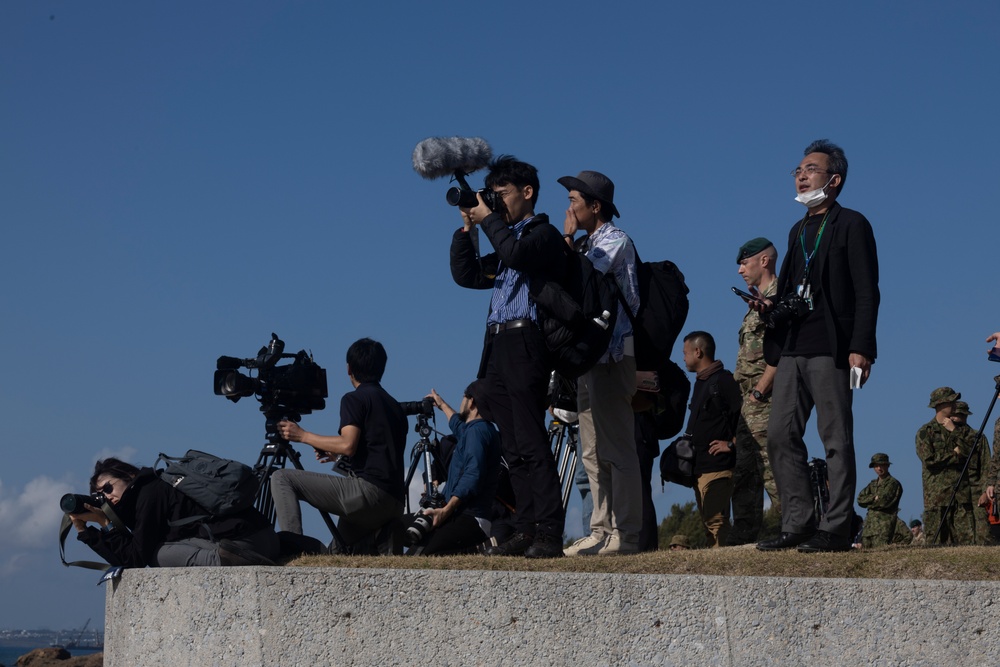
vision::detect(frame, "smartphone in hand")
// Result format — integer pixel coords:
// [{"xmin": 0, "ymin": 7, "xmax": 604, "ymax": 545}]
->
[{"xmin": 732, "ymin": 286, "xmax": 762, "ymax": 303}]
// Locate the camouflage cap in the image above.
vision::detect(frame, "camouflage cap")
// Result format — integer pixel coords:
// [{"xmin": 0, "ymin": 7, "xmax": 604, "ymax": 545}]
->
[
  {"xmin": 909, "ymin": 519, "xmax": 922, "ymax": 528},
  {"xmin": 736, "ymin": 237, "xmax": 773, "ymax": 263},
  {"xmin": 928, "ymin": 386, "xmax": 960, "ymax": 408},
  {"xmin": 868, "ymin": 452, "xmax": 891, "ymax": 467},
  {"xmin": 669, "ymin": 534, "xmax": 691, "ymax": 548},
  {"xmin": 953, "ymin": 400, "xmax": 972, "ymax": 416}
]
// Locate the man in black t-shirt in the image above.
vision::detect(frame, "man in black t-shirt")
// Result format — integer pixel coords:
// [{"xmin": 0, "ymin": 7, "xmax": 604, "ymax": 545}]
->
[
  {"xmin": 754, "ymin": 140, "xmax": 880, "ymax": 553},
  {"xmin": 271, "ymin": 338, "xmax": 407, "ymax": 553}
]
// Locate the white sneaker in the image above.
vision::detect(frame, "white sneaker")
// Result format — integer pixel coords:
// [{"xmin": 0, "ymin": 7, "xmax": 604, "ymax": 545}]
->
[
  {"xmin": 597, "ymin": 534, "xmax": 640, "ymax": 556},
  {"xmin": 563, "ymin": 533, "xmax": 606, "ymax": 556}
]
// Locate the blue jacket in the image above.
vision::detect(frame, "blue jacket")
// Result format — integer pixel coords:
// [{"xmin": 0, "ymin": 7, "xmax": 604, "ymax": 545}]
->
[{"xmin": 446, "ymin": 413, "xmax": 501, "ymax": 519}]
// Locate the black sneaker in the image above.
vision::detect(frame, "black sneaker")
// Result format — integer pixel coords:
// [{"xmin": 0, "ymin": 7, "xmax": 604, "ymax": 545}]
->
[
  {"xmin": 484, "ymin": 531, "xmax": 535, "ymax": 556},
  {"xmin": 524, "ymin": 533, "xmax": 564, "ymax": 559}
]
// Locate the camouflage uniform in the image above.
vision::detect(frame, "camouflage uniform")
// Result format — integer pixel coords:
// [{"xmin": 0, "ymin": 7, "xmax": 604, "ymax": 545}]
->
[
  {"xmin": 915, "ymin": 388, "xmax": 975, "ymax": 545},
  {"xmin": 891, "ymin": 517, "xmax": 914, "ymax": 545},
  {"xmin": 952, "ymin": 401, "xmax": 993, "ymax": 544},
  {"xmin": 730, "ymin": 278, "xmax": 778, "ymax": 543},
  {"xmin": 856, "ymin": 453, "xmax": 903, "ymax": 548}
]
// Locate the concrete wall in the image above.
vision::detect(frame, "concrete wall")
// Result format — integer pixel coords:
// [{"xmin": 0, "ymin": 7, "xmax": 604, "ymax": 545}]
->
[{"xmin": 105, "ymin": 567, "xmax": 1000, "ymax": 666}]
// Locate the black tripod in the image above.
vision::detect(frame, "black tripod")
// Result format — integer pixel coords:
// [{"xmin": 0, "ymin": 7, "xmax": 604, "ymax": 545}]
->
[
  {"xmin": 549, "ymin": 418, "xmax": 581, "ymax": 512},
  {"xmin": 253, "ymin": 407, "xmax": 345, "ymax": 552},
  {"xmin": 932, "ymin": 375, "xmax": 1000, "ymax": 545},
  {"xmin": 402, "ymin": 412, "xmax": 445, "ymax": 513}
]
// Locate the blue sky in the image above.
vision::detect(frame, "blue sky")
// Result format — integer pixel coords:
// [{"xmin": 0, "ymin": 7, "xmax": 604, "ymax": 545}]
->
[{"xmin": 3, "ymin": 1, "xmax": 999, "ymax": 630}]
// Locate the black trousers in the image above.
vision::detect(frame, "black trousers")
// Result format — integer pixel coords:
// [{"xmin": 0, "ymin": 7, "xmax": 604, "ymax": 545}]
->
[
  {"xmin": 484, "ymin": 326, "xmax": 565, "ymax": 537},
  {"xmin": 408, "ymin": 513, "xmax": 487, "ymax": 555}
]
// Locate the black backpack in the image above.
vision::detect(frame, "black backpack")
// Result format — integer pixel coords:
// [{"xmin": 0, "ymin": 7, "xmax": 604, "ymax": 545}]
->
[
  {"xmin": 156, "ymin": 450, "xmax": 259, "ymax": 522},
  {"xmin": 617, "ymin": 253, "xmax": 691, "ymax": 439},
  {"xmin": 530, "ymin": 246, "xmax": 620, "ymax": 379}
]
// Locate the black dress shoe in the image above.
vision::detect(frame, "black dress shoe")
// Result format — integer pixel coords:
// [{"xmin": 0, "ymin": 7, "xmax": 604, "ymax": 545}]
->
[
  {"xmin": 524, "ymin": 533, "xmax": 564, "ymax": 559},
  {"xmin": 485, "ymin": 531, "xmax": 534, "ymax": 556},
  {"xmin": 797, "ymin": 530, "xmax": 852, "ymax": 553},
  {"xmin": 756, "ymin": 532, "xmax": 814, "ymax": 551}
]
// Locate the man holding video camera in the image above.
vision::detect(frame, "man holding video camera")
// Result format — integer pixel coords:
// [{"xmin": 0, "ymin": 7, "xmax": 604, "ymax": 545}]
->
[
  {"xmin": 450, "ymin": 155, "xmax": 568, "ymax": 558},
  {"xmin": 755, "ymin": 139, "xmax": 880, "ymax": 553},
  {"xmin": 271, "ymin": 337, "xmax": 408, "ymax": 554},
  {"xmin": 405, "ymin": 383, "xmax": 501, "ymax": 555}
]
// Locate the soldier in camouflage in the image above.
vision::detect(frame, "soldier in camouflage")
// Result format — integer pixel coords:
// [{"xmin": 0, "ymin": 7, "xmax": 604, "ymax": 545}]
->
[
  {"xmin": 950, "ymin": 401, "xmax": 993, "ymax": 544},
  {"xmin": 856, "ymin": 452, "xmax": 903, "ymax": 548},
  {"xmin": 729, "ymin": 237, "xmax": 779, "ymax": 545},
  {"xmin": 915, "ymin": 387, "xmax": 976, "ymax": 545}
]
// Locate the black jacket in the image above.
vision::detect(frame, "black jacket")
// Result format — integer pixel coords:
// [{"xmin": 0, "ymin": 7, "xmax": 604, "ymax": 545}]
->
[
  {"xmin": 764, "ymin": 202, "xmax": 879, "ymax": 368},
  {"xmin": 77, "ymin": 468, "xmax": 270, "ymax": 568},
  {"xmin": 450, "ymin": 212, "xmax": 569, "ymax": 376},
  {"xmin": 686, "ymin": 367, "xmax": 741, "ymax": 475}
]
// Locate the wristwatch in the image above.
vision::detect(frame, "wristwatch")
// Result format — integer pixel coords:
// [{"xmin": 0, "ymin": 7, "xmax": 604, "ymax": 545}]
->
[{"xmin": 752, "ymin": 389, "xmax": 768, "ymax": 402}]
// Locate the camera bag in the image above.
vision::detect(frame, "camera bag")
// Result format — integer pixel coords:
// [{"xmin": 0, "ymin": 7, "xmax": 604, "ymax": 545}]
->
[
  {"xmin": 156, "ymin": 449, "xmax": 258, "ymax": 522},
  {"xmin": 659, "ymin": 435, "xmax": 696, "ymax": 488}
]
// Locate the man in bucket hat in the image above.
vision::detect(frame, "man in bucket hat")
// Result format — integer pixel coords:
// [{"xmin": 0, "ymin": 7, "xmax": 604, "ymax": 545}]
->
[
  {"xmin": 559, "ymin": 170, "xmax": 642, "ymax": 556},
  {"xmin": 950, "ymin": 401, "xmax": 993, "ymax": 544},
  {"xmin": 856, "ymin": 452, "xmax": 904, "ymax": 548},
  {"xmin": 915, "ymin": 387, "xmax": 976, "ymax": 545}
]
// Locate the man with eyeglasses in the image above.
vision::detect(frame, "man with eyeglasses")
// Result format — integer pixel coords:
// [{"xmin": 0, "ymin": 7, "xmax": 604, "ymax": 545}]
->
[
  {"xmin": 755, "ymin": 139, "xmax": 880, "ymax": 553},
  {"xmin": 450, "ymin": 155, "xmax": 569, "ymax": 558}
]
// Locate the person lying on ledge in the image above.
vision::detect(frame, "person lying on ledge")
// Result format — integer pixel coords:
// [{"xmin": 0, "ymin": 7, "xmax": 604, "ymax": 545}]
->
[{"xmin": 70, "ymin": 458, "xmax": 279, "ymax": 567}]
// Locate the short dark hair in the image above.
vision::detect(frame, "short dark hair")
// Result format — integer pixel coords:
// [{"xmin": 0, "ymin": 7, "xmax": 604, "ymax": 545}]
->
[
  {"xmin": 90, "ymin": 458, "xmax": 140, "ymax": 493},
  {"xmin": 683, "ymin": 330, "xmax": 716, "ymax": 361},
  {"xmin": 804, "ymin": 139, "xmax": 848, "ymax": 196},
  {"xmin": 484, "ymin": 155, "xmax": 540, "ymax": 205},
  {"xmin": 346, "ymin": 337, "xmax": 387, "ymax": 383}
]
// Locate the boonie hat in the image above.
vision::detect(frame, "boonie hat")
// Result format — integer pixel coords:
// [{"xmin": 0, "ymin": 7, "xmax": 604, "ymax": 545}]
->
[
  {"xmin": 869, "ymin": 452, "xmax": 891, "ymax": 468},
  {"xmin": 928, "ymin": 386, "xmax": 961, "ymax": 408},
  {"xmin": 668, "ymin": 534, "xmax": 691, "ymax": 548},
  {"xmin": 953, "ymin": 400, "xmax": 972, "ymax": 416}
]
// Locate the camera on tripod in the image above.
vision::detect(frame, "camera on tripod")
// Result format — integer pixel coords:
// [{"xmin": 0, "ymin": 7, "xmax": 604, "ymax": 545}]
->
[{"xmin": 214, "ymin": 333, "xmax": 328, "ymax": 423}]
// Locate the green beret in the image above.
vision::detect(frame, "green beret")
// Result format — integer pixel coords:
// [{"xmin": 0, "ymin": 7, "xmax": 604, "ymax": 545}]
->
[
  {"xmin": 736, "ymin": 237, "xmax": 774, "ymax": 263},
  {"xmin": 909, "ymin": 519, "xmax": 922, "ymax": 528},
  {"xmin": 869, "ymin": 452, "xmax": 890, "ymax": 467},
  {"xmin": 928, "ymin": 387, "xmax": 961, "ymax": 408}
]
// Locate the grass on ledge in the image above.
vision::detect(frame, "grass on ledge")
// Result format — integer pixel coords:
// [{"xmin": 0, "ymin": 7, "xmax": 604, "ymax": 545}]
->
[{"xmin": 288, "ymin": 544, "xmax": 1000, "ymax": 581}]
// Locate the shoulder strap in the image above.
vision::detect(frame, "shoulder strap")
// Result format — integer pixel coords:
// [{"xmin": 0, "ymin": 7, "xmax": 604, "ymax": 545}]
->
[{"xmin": 58, "ymin": 500, "xmax": 127, "ymax": 571}]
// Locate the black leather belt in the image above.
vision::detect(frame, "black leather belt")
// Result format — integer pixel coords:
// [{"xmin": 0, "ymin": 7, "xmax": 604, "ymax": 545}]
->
[{"xmin": 487, "ymin": 318, "xmax": 535, "ymax": 335}]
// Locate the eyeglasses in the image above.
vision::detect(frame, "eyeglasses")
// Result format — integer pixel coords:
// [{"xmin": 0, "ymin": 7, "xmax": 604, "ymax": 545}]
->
[{"xmin": 790, "ymin": 165, "xmax": 829, "ymax": 177}]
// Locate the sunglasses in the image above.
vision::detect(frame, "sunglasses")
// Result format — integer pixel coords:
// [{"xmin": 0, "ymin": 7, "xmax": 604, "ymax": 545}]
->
[{"xmin": 98, "ymin": 482, "xmax": 115, "ymax": 496}]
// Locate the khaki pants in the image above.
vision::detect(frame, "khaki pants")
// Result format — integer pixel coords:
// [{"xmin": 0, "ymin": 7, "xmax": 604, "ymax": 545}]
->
[
  {"xmin": 578, "ymin": 356, "xmax": 641, "ymax": 543},
  {"xmin": 694, "ymin": 470, "xmax": 733, "ymax": 548}
]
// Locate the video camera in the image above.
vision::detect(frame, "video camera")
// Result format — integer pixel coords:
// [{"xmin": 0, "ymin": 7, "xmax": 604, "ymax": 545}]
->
[{"xmin": 214, "ymin": 333, "xmax": 328, "ymax": 419}]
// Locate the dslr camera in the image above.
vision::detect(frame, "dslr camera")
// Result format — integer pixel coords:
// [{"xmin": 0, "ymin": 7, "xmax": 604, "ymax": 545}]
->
[
  {"xmin": 60, "ymin": 492, "xmax": 105, "ymax": 514},
  {"xmin": 766, "ymin": 294, "xmax": 810, "ymax": 328}
]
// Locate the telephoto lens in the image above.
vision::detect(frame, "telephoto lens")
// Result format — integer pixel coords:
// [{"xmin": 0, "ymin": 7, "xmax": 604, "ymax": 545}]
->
[
  {"xmin": 405, "ymin": 512, "xmax": 434, "ymax": 545},
  {"xmin": 60, "ymin": 493, "xmax": 103, "ymax": 514}
]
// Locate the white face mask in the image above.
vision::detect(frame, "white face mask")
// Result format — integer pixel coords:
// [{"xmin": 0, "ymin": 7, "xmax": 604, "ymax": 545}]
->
[{"xmin": 794, "ymin": 176, "xmax": 835, "ymax": 208}]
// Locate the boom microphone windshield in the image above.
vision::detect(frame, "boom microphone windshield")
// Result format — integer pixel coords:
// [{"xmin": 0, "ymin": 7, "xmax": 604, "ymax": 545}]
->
[{"xmin": 412, "ymin": 136, "xmax": 492, "ymax": 180}]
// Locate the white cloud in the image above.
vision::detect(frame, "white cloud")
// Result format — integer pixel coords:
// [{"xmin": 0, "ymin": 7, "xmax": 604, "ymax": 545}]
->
[{"xmin": 0, "ymin": 475, "xmax": 75, "ymax": 552}]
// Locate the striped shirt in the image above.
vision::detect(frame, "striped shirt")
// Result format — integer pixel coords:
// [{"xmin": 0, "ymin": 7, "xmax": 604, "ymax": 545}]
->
[{"xmin": 486, "ymin": 216, "xmax": 537, "ymax": 326}]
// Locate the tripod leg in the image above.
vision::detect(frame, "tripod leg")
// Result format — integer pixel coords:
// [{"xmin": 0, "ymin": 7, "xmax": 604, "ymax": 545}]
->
[{"xmin": 255, "ymin": 441, "xmax": 347, "ymax": 552}]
